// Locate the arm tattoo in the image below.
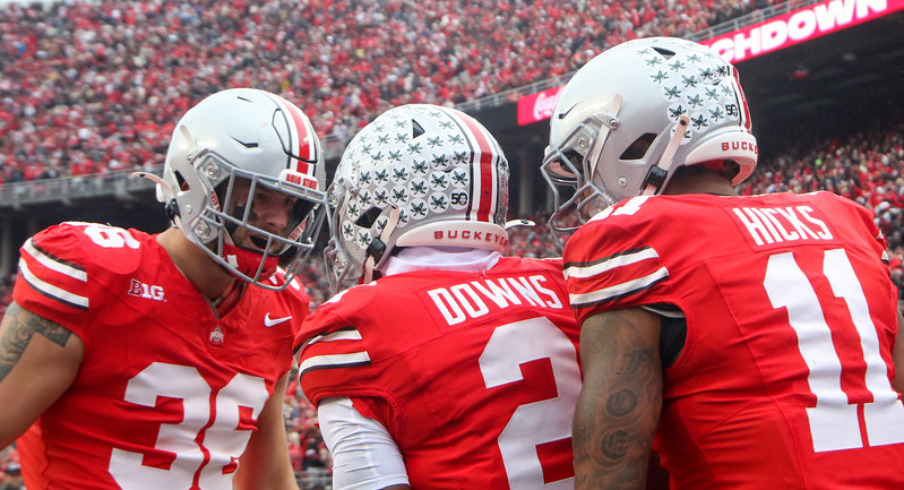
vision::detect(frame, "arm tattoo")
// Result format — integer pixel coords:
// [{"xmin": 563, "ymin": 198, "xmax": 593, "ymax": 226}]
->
[
  {"xmin": 619, "ymin": 349, "xmax": 654, "ymax": 375},
  {"xmin": 600, "ymin": 429, "xmax": 631, "ymax": 462},
  {"xmin": 574, "ymin": 309, "xmax": 662, "ymax": 489},
  {"xmin": 0, "ymin": 302, "xmax": 73, "ymax": 382},
  {"xmin": 606, "ymin": 389, "xmax": 639, "ymax": 417}
]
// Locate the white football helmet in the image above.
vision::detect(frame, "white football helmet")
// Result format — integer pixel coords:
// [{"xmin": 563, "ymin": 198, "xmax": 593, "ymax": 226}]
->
[
  {"xmin": 151, "ymin": 88, "xmax": 327, "ymax": 290},
  {"xmin": 542, "ymin": 37, "xmax": 758, "ymax": 239},
  {"xmin": 325, "ymin": 104, "xmax": 509, "ymax": 291}
]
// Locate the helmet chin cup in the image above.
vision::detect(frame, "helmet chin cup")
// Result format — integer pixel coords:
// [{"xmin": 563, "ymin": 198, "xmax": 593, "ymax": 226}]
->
[{"xmin": 222, "ymin": 242, "xmax": 279, "ymax": 284}]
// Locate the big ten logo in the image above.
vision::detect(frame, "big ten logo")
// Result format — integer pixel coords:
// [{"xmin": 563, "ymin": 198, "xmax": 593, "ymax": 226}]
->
[{"xmin": 128, "ymin": 278, "xmax": 166, "ymax": 301}]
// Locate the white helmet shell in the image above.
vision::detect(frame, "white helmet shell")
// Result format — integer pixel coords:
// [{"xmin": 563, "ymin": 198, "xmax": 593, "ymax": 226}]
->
[
  {"xmin": 325, "ymin": 104, "xmax": 509, "ymax": 290},
  {"xmin": 542, "ymin": 37, "xmax": 757, "ymax": 232},
  {"xmin": 160, "ymin": 88, "xmax": 327, "ymax": 290}
]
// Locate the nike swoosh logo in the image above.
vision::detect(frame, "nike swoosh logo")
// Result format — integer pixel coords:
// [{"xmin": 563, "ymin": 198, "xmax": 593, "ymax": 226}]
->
[
  {"xmin": 558, "ymin": 103, "xmax": 579, "ymax": 120},
  {"xmin": 230, "ymin": 136, "xmax": 259, "ymax": 148},
  {"xmin": 264, "ymin": 313, "xmax": 293, "ymax": 327}
]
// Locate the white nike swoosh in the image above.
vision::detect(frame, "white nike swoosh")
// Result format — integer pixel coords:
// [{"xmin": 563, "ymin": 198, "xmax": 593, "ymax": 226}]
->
[{"xmin": 264, "ymin": 313, "xmax": 293, "ymax": 327}]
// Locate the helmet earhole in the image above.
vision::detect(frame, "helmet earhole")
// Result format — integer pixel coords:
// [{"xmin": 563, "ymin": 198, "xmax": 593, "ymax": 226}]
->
[
  {"xmin": 620, "ymin": 133, "xmax": 658, "ymax": 160},
  {"xmin": 355, "ymin": 207, "xmax": 383, "ymax": 228}
]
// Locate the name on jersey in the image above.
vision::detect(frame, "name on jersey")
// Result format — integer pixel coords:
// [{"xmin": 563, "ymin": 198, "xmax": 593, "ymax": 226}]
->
[
  {"xmin": 128, "ymin": 278, "xmax": 165, "ymax": 301},
  {"xmin": 731, "ymin": 205, "xmax": 833, "ymax": 247},
  {"xmin": 427, "ymin": 274, "xmax": 564, "ymax": 326}
]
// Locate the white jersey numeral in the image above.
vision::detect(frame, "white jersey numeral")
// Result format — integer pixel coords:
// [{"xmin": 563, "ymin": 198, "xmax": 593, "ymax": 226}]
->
[
  {"xmin": 479, "ymin": 317, "xmax": 581, "ymax": 488},
  {"xmin": 108, "ymin": 363, "xmax": 269, "ymax": 489},
  {"xmin": 82, "ymin": 223, "xmax": 141, "ymax": 249},
  {"xmin": 763, "ymin": 249, "xmax": 904, "ymax": 452}
]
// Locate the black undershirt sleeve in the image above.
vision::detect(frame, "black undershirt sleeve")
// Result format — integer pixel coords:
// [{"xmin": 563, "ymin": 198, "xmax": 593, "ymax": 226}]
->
[{"xmin": 644, "ymin": 303, "xmax": 687, "ymax": 368}]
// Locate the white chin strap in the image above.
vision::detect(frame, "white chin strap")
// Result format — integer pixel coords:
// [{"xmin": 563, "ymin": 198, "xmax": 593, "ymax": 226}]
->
[
  {"xmin": 586, "ymin": 93, "xmax": 623, "ymax": 180},
  {"xmin": 362, "ymin": 205, "xmax": 401, "ymax": 284},
  {"xmin": 642, "ymin": 114, "xmax": 690, "ymax": 196},
  {"xmin": 504, "ymin": 218, "xmax": 535, "ymax": 230},
  {"xmin": 132, "ymin": 171, "xmax": 183, "ymax": 228}
]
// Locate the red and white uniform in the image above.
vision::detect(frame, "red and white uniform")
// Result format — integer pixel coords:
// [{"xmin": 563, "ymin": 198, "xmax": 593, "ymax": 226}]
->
[
  {"xmin": 563, "ymin": 191, "xmax": 904, "ymax": 488},
  {"xmin": 297, "ymin": 256, "xmax": 581, "ymax": 489},
  {"xmin": 13, "ymin": 222, "xmax": 308, "ymax": 490}
]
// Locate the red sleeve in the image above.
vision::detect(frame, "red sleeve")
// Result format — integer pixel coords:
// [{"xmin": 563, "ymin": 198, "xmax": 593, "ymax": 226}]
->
[
  {"xmin": 562, "ymin": 213, "xmax": 670, "ymax": 324},
  {"xmin": 349, "ymin": 396, "xmax": 395, "ymax": 430},
  {"xmin": 296, "ymin": 288, "xmax": 390, "ymax": 407},
  {"xmin": 13, "ymin": 223, "xmax": 116, "ymax": 342}
]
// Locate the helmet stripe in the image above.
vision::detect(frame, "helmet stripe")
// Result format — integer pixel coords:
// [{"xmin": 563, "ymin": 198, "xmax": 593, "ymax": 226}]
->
[
  {"xmin": 454, "ymin": 110, "xmax": 497, "ymax": 223},
  {"xmin": 731, "ymin": 66, "xmax": 752, "ymax": 131},
  {"xmin": 287, "ymin": 104, "xmax": 311, "ymax": 174},
  {"xmin": 274, "ymin": 95, "xmax": 316, "ymax": 174}
]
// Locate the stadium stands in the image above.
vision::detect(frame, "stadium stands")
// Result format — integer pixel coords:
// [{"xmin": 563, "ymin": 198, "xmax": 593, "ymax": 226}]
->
[
  {"xmin": 0, "ymin": 0, "xmax": 780, "ymax": 185},
  {"xmin": 741, "ymin": 119, "xmax": 904, "ymax": 297}
]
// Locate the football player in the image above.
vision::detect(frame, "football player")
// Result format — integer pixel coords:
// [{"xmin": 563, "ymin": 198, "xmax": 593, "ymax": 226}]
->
[
  {"xmin": 0, "ymin": 88, "xmax": 327, "ymax": 489},
  {"xmin": 295, "ymin": 104, "xmax": 582, "ymax": 489},
  {"xmin": 542, "ymin": 36, "xmax": 904, "ymax": 488}
]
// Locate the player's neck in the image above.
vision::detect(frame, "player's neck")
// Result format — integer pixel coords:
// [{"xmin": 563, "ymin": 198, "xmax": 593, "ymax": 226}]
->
[
  {"xmin": 663, "ymin": 171, "xmax": 738, "ymax": 196},
  {"xmin": 157, "ymin": 227, "xmax": 237, "ymax": 300}
]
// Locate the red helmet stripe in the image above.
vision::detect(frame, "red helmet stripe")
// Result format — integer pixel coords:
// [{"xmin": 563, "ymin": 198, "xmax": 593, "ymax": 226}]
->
[
  {"xmin": 732, "ymin": 66, "xmax": 752, "ymax": 131},
  {"xmin": 455, "ymin": 111, "xmax": 497, "ymax": 222},
  {"xmin": 275, "ymin": 96, "xmax": 315, "ymax": 174}
]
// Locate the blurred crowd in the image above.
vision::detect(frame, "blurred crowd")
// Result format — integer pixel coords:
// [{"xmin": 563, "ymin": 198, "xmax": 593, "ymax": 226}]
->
[
  {"xmin": 740, "ymin": 119, "xmax": 904, "ymax": 299},
  {"xmin": 0, "ymin": 0, "xmax": 891, "ymax": 486},
  {"xmin": 0, "ymin": 0, "xmax": 777, "ymax": 185}
]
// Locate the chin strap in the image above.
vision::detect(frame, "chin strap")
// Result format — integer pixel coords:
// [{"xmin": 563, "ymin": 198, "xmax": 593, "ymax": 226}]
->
[
  {"xmin": 132, "ymin": 171, "xmax": 184, "ymax": 228},
  {"xmin": 505, "ymin": 218, "xmax": 535, "ymax": 230},
  {"xmin": 132, "ymin": 171, "xmax": 279, "ymax": 285},
  {"xmin": 363, "ymin": 206, "xmax": 401, "ymax": 284},
  {"xmin": 132, "ymin": 171, "xmax": 173, "ymax": 198},
  {"xmin": 586, "ymin": 93, "xmax": 623, "ymax": 180},
  {"xmin": 222, "ymin": 242, "xmax": 279, "ymax": 282},
  {"xmin": 642, "ymin": 114, "xmax": 690, "ymax": 196}
]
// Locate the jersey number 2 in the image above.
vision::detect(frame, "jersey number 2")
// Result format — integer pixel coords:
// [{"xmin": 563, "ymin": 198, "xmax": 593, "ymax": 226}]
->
[
  {"xmin": 108, "ymin": 363, "xmax": 269, "ymax": 489},
  {"xmin": 479, "ymin": 317, "xmax": 581, "ymax": 488},
  {"xmin": 764, "ymin": 249, "xmax": 904, "ymax": 452}
]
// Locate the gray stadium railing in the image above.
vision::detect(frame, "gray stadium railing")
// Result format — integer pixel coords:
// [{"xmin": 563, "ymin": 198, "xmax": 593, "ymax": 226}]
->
[{"xmin": 0, "ymin": 165, "xmax": 162, "ymax": 209}]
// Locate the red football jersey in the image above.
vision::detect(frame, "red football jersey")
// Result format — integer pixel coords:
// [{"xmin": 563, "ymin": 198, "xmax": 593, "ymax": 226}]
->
[
  {"xmin": 297, "ymin": 257, "xmax": 581, "ymax": 489},
  {"xmin": 13, "ymin": 222, "xmax": 308, "ymax": 490},
  {"xmin": 563, "ymin": 191, "xmax": 904, "ymax": 488}
]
